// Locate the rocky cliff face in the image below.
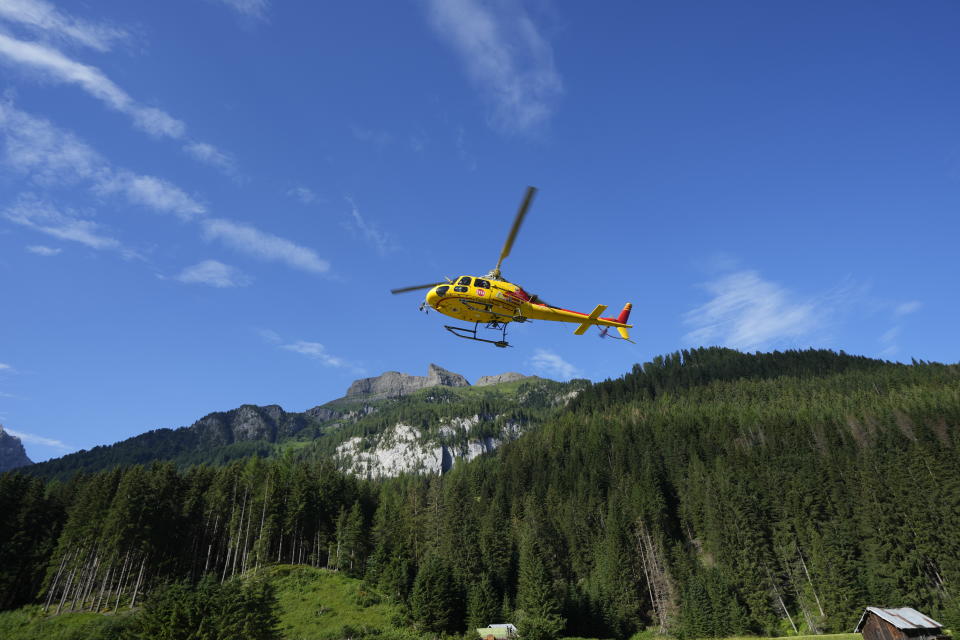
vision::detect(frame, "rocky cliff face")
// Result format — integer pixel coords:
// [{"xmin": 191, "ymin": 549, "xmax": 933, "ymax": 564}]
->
[
  {"xmin": 345, "ymin": 363, "xmax": 470, "ymax": 400},
  {"xmin": 474, "ymin": 372, "xmax": 538, "ymax": 386},
  {"xmin": 189, "ymin": 404, "xmax": 314, "ymax": 447},
  {"xmin": 335, "ymin": 415, "xmax": 523, "ymax": 478},
  {"xmin": 0, "ymin": 426, "xmax": 33, "ymax": 472}
]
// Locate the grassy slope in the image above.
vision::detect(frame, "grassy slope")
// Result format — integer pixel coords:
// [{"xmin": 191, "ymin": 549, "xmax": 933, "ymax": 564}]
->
[
  {"xmin": 0, "ymin": 566, "xmax": 402, "ymax": 640},
  {"xmin": 0, "ymin": 606, "xmax": 133, "ymax": 640},
  {"xmin": 266, "ymin": 565, "xmax": 402, "ymax": 640}
]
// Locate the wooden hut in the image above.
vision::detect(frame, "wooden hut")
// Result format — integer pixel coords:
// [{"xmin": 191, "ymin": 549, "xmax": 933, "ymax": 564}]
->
[{"xmin": 855, "ymin": 607, "xmax": 947, "ymax": 640}]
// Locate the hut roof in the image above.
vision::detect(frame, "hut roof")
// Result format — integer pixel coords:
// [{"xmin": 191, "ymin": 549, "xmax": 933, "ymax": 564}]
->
[{"xmin": 855, "ymin": 607, "xmax": 943, "ymax": 632}]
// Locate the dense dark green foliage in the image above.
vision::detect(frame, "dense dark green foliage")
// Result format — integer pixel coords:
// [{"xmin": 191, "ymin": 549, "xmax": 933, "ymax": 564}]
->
[
  {"xmin": 129, "ymin": 575, "xmax": 280, "ymax": 640},
  {"xmin": 3, "ymin": 348, "xmax": 959, "ymax": 640}
]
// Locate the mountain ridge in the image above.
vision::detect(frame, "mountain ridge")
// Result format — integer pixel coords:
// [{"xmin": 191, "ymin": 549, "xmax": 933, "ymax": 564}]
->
[
  {"xmin": 18, "ymin": 365, "xmax": 553, "ymax": 479},
  {"xmin": 0, "ymin": 426, "xmax": 32, "ymax": 472}
]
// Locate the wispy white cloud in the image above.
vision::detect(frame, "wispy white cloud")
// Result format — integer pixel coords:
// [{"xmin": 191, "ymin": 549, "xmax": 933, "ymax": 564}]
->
[
  {"xmin": 26, "ymin": 244, "xmax": 60, "ymax": 255},
  {"xmin": 177, "ymin": 259, "xmax": 250, "ymax": 288},
  {"xmin": 260, "ymin": 330, "xmax": 361, "ymax": 372},
  {"xmin": 183, "ymin": 142, "xmax": 237, "ymax": 176},
  {"xmin": 202, "ymin": 218, "xmax": 331, "ymax": 274},
  {"xmin": 3, "ymin": 426, "xmax": 71, "ymax": 450},
  {"xmin": 212, "ymin": 0, "xmax": 269, "ymax": 20},
  {"xmin": 0, "ymin": 33, "xmax": 186, "ymax": 138},
  {"xmin": 895, "ymin": 300, "xmax": 921, "ymax": 316},
  {"xmin": 0, "ymin": 0, "xmax": 128, "ymax": 52},
  {"xmin": 281, "ymin": 341, "xmax": 347, "ymax": 368},
  {"xmin": 287, "ymin": 186, "xmax": 319, "ymax": 205},
  {"xmin": 425, "ymin": 0, "xmax": 563, "ymax": 133},
  {"xmin": 0, "ymin": 33, "xmax": 235, "ymax": 170},
  {"xmin": 95, "ymin": 171, "xmax": 206, "ymax": 220},
  {"xmin": 3, "ymin": 193, "xmax": 130, "ymax": 253},
  {"xmin": 683, "ymin": 270, "xmax": 820, "ymax": 351},
  {"xmin": 0, "ymin": 103, "xmax": 206, "ymax": 219},
  {"xmin": 258, "ymin": 328, "xmax": 282, "ymax": 344},
  {"xmin": 0, "ymin": 104, "xmax": 330, "ymax": 275},
  {"xmin": 345, "ymin": 197, "xmax": 392, "ymax": 256},
  {"xmin": 0, "ymin": 363, "xmax": 13, "ymax": 372},
  {"xmin": 530, "ymin": 348, "xmax": 579, "ymax": 380},
  {"xmin": 0, "ymin": 100, "xmax": 102, "ymax": 185},
  {"xmin": 880, "ymin": 301, "xmax": 922, "ymax": 358},
  {"xmin": 879, "ymin": 326, "xmax": 900, "ymax": 356}
]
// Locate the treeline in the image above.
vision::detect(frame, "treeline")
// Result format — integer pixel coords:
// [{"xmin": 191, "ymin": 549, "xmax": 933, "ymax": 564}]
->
[
  {"xmin": 1, "ymin": 457, "xmax": 369, "ymax": 616},
  {"xmin": 2, "ymin": 348, "xmax": 960, "ymax": 640}
]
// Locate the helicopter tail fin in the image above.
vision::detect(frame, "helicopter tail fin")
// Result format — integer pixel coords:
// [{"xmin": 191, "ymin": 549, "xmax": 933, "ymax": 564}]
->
[
  {"xmin": 615, "ymin": 302, "xmax": 632, "ymax": 340},
  {"xmin": 574, "ymin": 304, "xmax": 608, "ymax": 335}
]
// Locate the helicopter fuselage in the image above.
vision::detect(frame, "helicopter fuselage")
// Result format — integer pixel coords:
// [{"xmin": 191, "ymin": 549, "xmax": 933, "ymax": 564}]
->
[
  {"xmin": 426, "ymin": 275, "xmax": 527, "ymax": 324},
  {"xmin": 425, "ymin": 275, "xmax": 633, "ymax": 333}
]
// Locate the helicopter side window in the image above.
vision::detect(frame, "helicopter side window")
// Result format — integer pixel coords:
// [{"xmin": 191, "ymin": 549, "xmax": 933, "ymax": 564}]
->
[
  {"xmin": 474, "ymin": 278, "xmax": 490, "ymax": 289},
  {"xmin": 458, "ymin": 276, "xmax": 472, "ymax": 286},
  {"xmin": 453, "ymin": 286, "xmax": 469, "ymax": 293}
]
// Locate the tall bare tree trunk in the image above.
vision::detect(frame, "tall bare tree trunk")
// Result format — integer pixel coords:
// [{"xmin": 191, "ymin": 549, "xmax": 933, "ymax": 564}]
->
[
  {"xmin": 44, "ymin": 548, "xmax": 72, "ymax": 613},
  {"xmin": 113, "ymin": 550, "xmax": 131, "ymax": 613},
  {"xmin": 79, "ymin": 552, "xmax": 101, "ymax": 610},
  {"xmin": 130, "ymin": 556, "xmax": 147, "ymax": 609},
  {"xmin": 766, "ymin": 563, "xmax": 798, "ymax": 634},
  {"xmin": 56, "ymin": 559, "xmax": 78, "ymax": 615},
  {"xmin": 635, "ymin": 518, "xmax": 677, "ymax": 634},
  {"xmin": 231, "ymin": 489, "xmax": 247, "ymax": 579},
  {"xmin": 95, "ymin": 564, "xmax": 114, "ymax": 612},
  {"xmin": 797, "ymin": 547, "xmax": 825, "ymax": 617},
  {"xmin": 256, "ymin": 478, "xmax": 270, "ymax": 572}
]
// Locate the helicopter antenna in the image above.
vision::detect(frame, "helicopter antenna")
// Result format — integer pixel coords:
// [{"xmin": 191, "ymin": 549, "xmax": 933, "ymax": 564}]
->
[{"xmin": 488, "ymin": 186, "xmax": 537, "ymax": 280}]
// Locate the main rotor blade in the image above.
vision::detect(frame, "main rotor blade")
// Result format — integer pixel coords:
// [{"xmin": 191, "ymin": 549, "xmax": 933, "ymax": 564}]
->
[
  {"xmin": 390, "ymin": 282, "xmax": 445, "ymax": 295},
  {"xmin": 493, "ymin": 186, "xmax": 537, "ymax": 276}
]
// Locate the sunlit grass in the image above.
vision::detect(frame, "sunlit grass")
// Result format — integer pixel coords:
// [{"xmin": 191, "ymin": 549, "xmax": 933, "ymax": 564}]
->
[
  {"xmin": 263, "ymin": 564, "xmax": 402, "ymax": 640},
  {"xmin": 0, "ymin": 605, "xmax": 133, "ymax": 640}
]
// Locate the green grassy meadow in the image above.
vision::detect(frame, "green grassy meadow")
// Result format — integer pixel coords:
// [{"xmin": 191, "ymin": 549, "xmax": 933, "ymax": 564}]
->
[
  {"xmin": 0, "ymin": 570, "xmax": 868, "ymax": 640},
  {"xmin": 266, "ymin": 565, "xmax": 404, "ymax": 640},
  {"xmin": 0, "ymin": 605, "xmax": 133, "ymax": 640}
]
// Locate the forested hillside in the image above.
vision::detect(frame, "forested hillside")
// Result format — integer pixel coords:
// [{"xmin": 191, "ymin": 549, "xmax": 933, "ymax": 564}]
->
[{"xmin": 2, "ymin": 348, "xmax": 959, "ymax": 640}]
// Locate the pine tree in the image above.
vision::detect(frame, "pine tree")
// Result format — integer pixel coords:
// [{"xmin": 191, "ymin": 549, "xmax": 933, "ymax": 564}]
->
[
  {"xmin": 409, "ymin": 553, "xmax": 462, "ymax": 634},
  {"xmin": 515, "ymin": 533, "xmax": 564, "ymax": 640}
]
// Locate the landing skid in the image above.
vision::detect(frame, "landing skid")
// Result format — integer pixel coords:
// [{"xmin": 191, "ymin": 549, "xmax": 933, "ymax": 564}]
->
[{"xmin": 445, "ymin": 321, "xmax": 512, "ymax": 348}]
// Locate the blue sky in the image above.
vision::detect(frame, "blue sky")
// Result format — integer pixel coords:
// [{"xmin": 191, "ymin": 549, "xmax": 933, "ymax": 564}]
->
[{"xmin": 1, "ymin": 0, "xmax": 958, "ymax": 462}]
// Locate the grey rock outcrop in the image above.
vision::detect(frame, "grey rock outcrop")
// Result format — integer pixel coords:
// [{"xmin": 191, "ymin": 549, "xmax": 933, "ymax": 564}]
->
[
  {"xmin": 335, "ymin": 415, "xmax": 523, "ymax": 478},
  {"xmin": 0, "ymin": 425, "xmax": 33, "ymax": 472},
  {"xmin": 190, "ymin": 404, "xmax": 313, "ymax": 447},
  {"xmin": 474, "ymin": 372, "xmax": 537, "ymax": 386},
  {"xmin": 346, "ymin": 364, "xmax": 470, "ymax": 400}
]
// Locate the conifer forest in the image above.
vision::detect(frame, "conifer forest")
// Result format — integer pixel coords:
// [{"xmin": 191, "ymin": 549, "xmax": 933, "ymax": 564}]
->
[{"xmin": 2, "ymin": 348, "xmax": 960, "ymax": 639}]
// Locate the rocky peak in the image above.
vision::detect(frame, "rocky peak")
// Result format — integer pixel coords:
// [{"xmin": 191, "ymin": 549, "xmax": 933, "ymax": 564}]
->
[
  {"xmin": 346, "ymin": 364, "xmax": 470, "ymax": 400},
  {"xmin": 0, "ymin": 425, "xmax": 34, "ymax": 472},
  {"xmin": 426, "ymin": 364, "xmax": 470, "ymax": 388},
  {"xmin": 189, "ymin": 404, "xmax": 312, "ymax": 448},
  {"xmin": 474, "ymin": 372, "xmax": 537, "ymax": 387}
]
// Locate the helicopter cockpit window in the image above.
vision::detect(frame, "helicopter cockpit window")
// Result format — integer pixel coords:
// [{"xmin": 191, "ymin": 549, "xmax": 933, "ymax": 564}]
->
[
  {"xmin": 435, "ymin": 286, "xmax": 449, "ymax": 296},
  {"xmin": 474, "ymin": 279, "xmax": 490, "ymax": 289},
  {"xmin": 458, "ymin": 276, "xmax": 472, "ymax": 286}
]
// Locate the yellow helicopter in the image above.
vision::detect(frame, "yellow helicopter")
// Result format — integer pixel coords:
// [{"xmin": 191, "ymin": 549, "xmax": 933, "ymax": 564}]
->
[{"xmin": 391, "ymin": 186, "xmax": 633, "ymax": 348}]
